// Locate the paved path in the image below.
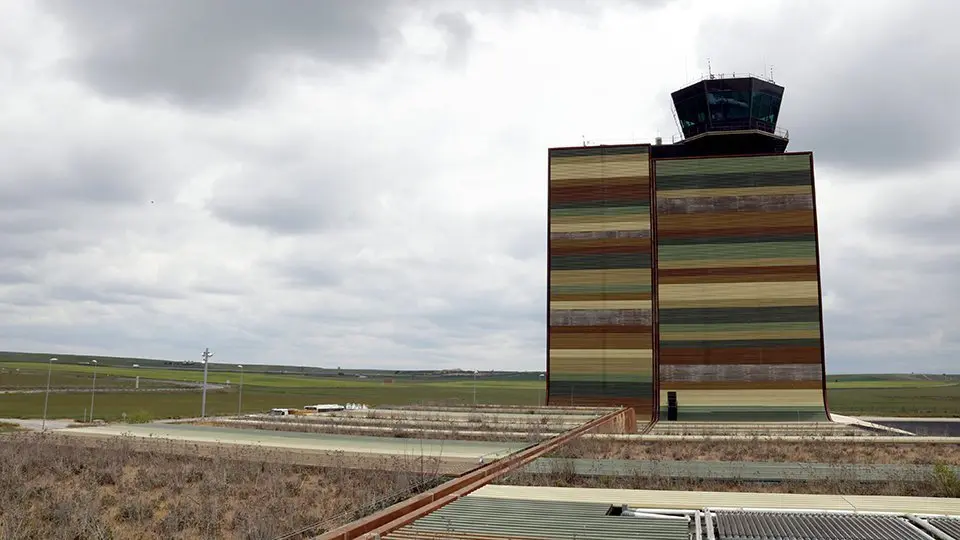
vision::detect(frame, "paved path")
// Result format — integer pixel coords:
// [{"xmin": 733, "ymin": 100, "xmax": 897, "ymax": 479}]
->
[
  {"xmin": 526, "ymin": 458, "xmax": 957, "ymax": 482},
  {"xmin": 861, "ymin": 416, "xmax": 960, "ymax": 437},
  {"xmin": 52, "ymin": 423, "xmax": 527, "ymax": 460},
  {"xmin": 0, "ymin": 418, "xmax": 74, "ymax": 430}
]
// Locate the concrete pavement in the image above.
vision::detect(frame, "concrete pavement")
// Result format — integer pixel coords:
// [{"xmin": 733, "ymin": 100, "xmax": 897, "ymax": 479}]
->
[{"xmin": 52, "ymin": 422, "xmax": 528, "ymax": 461}]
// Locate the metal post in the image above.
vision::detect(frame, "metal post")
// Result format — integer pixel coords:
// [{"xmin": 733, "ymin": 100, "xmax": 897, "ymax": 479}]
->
[
  {"xmin": 201, "ymin": 347, "xmax": 214, "ymax": 418},
  {"xmin": 42, "ymin": 357, "xmax": 57, "ymax": 431},
  {"xmin": 89, "ymin": 360, "xmax": 98, "ymax": 422},
  {"xmin": 539, "ymin": 373, "xmax": 545, "ymax": 407},
  {"xmin": 237, "ymin": 365, "xmax": 244, "ymax": 416},
  {"xmin": 472, "ymin": 370, "xmax": 477, "ymax": 407}
]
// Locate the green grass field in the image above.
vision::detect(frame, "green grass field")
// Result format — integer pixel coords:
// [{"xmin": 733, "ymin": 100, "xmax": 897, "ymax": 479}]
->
[{"xmin": 1, "ymin": 354, "xmax": 957, "ymax": 420}]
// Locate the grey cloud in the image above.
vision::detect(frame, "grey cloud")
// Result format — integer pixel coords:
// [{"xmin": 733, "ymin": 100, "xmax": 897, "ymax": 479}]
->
[
  {"xmin": 43, "ymin": 0, "xmax": 670, "ymax": 109},
  {"xmin": 205, "ymin": 160, "xmax": 373, "ymax": 235},
  {"xmin": 435, "ymin": 12, "xmax": 474, "ymax": 67},
  {"xmin": 693, "ymin": 1, "xmax": 960, "ymax": 171},
  {"xmin": 43, "ymin": 0, "xmax": 410, "ymax": 108}
]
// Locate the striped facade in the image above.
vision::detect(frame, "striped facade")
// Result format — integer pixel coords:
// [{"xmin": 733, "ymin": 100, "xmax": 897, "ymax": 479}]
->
[
  {"xmin": 547, "ymin": 147, "xmax": 828, "ymax": 422},
  {"xmin": 653, "ymin": 153, "xmax": 827, "ymax": 421},
  {"xmin": 547, "ymin": 145, "xmax": 654, "ymax": 415}
]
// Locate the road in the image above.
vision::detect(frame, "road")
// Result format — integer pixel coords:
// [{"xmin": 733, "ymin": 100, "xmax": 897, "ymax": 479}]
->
[
  {"xmin": 0, "ymin": 417, "xmax": 74, "ymax": 430},
  {"xmin": 525, "ymin": 458, "xmax": 958, "ymax": 482},
  {"xmin": 861, "ymin": 417, "xmax": 960, "ymax": 437},
  {"xmin": 52, "ymin": 422, "xmax": 527, "ymax": 461}
]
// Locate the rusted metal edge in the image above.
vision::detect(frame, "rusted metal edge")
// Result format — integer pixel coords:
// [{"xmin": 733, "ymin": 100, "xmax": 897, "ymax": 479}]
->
[{"xmin": 316, "ymin": 407, "xmax": 636, "ymax": 540}]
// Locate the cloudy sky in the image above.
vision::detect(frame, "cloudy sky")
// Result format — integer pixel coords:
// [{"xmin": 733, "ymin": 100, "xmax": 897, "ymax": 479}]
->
[{"xmin": 2, "ymin": 0, "xmax": 957, "ymax": 373}]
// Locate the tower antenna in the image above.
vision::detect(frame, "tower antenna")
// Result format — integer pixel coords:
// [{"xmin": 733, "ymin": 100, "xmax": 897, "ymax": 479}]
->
[{"xmin": 707, "ymin": 57, "xmax": 713, "ymax": 79}]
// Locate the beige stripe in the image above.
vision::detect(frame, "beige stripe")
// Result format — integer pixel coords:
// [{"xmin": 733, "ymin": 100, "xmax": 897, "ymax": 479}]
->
[
  {"xmin": 551, "ymin": 220, "xmax": 650, "ymax": 233},
  {"xmin": 660, "ymin": 329, "xmax": 822, "ymax": 341},
  {"xmin": 655, "ymin": 185, "xmax": 813, "ymax": 199},
  {"xmin": 551, "ymin": 163, "xmax": 649, "ymax": 181},
  {"xmin": 550, "ymin": 299, "xmax": 653, "ymax": 310},
  {"xmin": 551, "ymin": 269, "xmax": 651, "ymax": 286},
  {"xmin": 658, "ymin": 388, "xmax": 824, "ymax": 406},
  {"xmin": 552, "ymin": 214, "xmax": 650, "ymax": 225},
  {"xmin": 657, "ymin": 257, "xmax": 817, "ymax": 270},
  {"xmin": 550, "ymin": 349, "xmax": 654, "ymax": 360},
  {"xmin": 659, "ymin": 281, "xmax": 819, "ymax": 303},
  {"xmin": 658, "ymin": 297, "xmax": 821, "ymax": 308}
]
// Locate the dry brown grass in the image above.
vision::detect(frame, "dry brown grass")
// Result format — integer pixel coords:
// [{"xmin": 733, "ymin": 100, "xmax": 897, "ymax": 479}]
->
[
  {"xmin": 0, "ymin": 433, "xmax": 444, "ymax": 539},
  {"xmin": 553, "ymin": 438, "xmax": 960, "ymax": 465}
]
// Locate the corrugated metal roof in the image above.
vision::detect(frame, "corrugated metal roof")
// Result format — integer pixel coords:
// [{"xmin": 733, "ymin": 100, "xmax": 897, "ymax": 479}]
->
[
  {"xmin": 385, "ymin": 496, "xmax": 689, "ymax": 540},
  {"xmin": 929, "ymin": 517, "xmax": 960, "ymax": 538},
  {"xmin": 714, "ymin": 511, "xmax": 931, "ymax": 540}
]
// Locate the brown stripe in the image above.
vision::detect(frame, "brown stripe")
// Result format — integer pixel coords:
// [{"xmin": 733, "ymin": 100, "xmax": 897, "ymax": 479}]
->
[
  {"xmin": 659, "ymin": 346, "xmax": 823, "ymax": 365},
  {"xmin": 661, "ymin": 380, "xmax": 823, "ymax": 390},
  {"xmin": 658, "ymin": 267, "xmax": 819, "ymax": 284},
  {"xmin": 550, "ymin": 332, "xmax": 653, "ymax": 349},
  {"xmin": 657, "ymin": 211, "xmax": 816, "ymax": 232},
  {"xmin": 551, "ymin": 238, "xmax": 651, "ymax": 255},
  {"xmin": 551, "ymin": 325, "xmax": 652, "ymax": 334},
  {"xmin": 659, "ymin": 266, "xmax": 817, "ymax": 278},
  {"xmin": 551, "ymin": 292, "xmax": 652, "ymax": 301},
  {"xmin": 551, "ymin": 183, "xmax": 649, "ymax": 203},
  {"xmin": 657, "ymin": 225, "xmax": 815, "ymax": 240}
]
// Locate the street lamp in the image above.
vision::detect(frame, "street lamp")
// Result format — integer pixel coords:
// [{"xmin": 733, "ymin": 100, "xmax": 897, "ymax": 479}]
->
[
  {"xmin": 539, "ymin": 373, "xmax": 546, "ymax": 407},
  {"xmin": 472, "ymin": 370, "xmax": 478, "ymax": 407},
  {"xmin": 42, "ymin": 357, "xmax": 57, "ymax": 431},
  {"xmin": 237, "ymin": 365, "xmax": 244, "ymax": 416},
  {"xmin": 89, "ymin": 360, "xmax": 98, "ymax": 422}
]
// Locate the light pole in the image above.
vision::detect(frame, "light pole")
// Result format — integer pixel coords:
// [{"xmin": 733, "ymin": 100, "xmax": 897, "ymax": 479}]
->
[
  {"xmin": 472, "ymin": 370, "xmax": 478, "ymax": 407},
  {"xmin": 89, "ymin": 360, "xmax": 98, "ymax": 422},
  {"xmin": 42, "ymin": 357, "xmax": 57, "ymax": 431},
  {"xmin": 237, "ymin": 365, "xmax": 244, "ymax": 416},
  {"xmin": 539, "ymin": 373, "xmax": 545, "ymax": 407},
  {"xmin": 200, "ymin": 347, "xmax": 214, "ymax": 418}
]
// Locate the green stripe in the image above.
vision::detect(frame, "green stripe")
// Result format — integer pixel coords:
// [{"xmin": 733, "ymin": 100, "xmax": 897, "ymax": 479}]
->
[
  {"xmin": 550, "ymin": 145, "xmax": 649, "ymax": 158},
  {"xmin": 660, "ymin": 321, "xmax": 820, "ymax": 334},
  {"xmin": 660, "ymin": 339, "xmax": 822, "ymax": 348},
  {"xmin": 656, "ymin": 154, "xmax": 810, "ymax": 176},
  {"xmin": 551, "ymin": 253, "xmax": 651, "ymax": 270},
  {"xmin": 658, "ymin": 241, "xmax": 817, "ymax": 261},
  {"xmin": 658, "ymin": 234, "xmax": 816, "ymax": 246},
  {"xmin": 659, "ymin": 306, "xmax": 821, "ymax": 324},
  {"xmin": 550, "ymin": 199, "xmax": 649, "ymax": 210},
  {"xmin": 656, "ymin": 170, "xmax": 811, "ymax": 191},
  {"xmin": 550, "ymin": 205, "xmax": 650, "ymax": 218},
  {"xmin": 552, "ymin": 284, "xmax": 651, "ymax": 294}
]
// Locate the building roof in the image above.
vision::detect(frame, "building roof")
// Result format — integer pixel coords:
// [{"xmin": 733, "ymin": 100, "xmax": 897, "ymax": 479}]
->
[{"xmin": 385, "ymin": 496, "xmax": 690, "ymax": 540}]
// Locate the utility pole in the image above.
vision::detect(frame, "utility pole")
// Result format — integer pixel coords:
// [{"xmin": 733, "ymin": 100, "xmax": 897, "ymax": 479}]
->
[
  {"xmin": 89, "ymin": 360, "xmax": 98, "ymax": 422},
  {"xmin": 200, "ymin": 347, "xmax": 214, "ymax": 418}
]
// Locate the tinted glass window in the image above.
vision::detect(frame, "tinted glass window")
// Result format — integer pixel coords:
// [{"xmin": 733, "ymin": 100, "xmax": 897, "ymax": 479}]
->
[{"xmin": 707, "ymin": 90, "xmax": 751, "ymax": 124}]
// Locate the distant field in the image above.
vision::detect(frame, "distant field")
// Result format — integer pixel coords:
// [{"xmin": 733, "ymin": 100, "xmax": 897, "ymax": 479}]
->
[
  {"xmin": 0, "ymin": 378, "xmax": 545, "ymax": 422},
  {"xmin": 2, "ymin": 354, "xmax": 958, "ymax": 419},
  {"xmin": 827, "ymin": 384, "xmax": 960, "ymax": 417}
]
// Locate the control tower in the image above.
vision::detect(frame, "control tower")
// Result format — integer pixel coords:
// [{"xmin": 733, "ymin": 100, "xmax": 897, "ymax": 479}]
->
[
  {"xmin": 546, "ymin": 73, "xmax": 829, "ymax": 422},
  {"xmin": 654, "ymin": 75, "xmax": 790, "ymax": 158}
]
